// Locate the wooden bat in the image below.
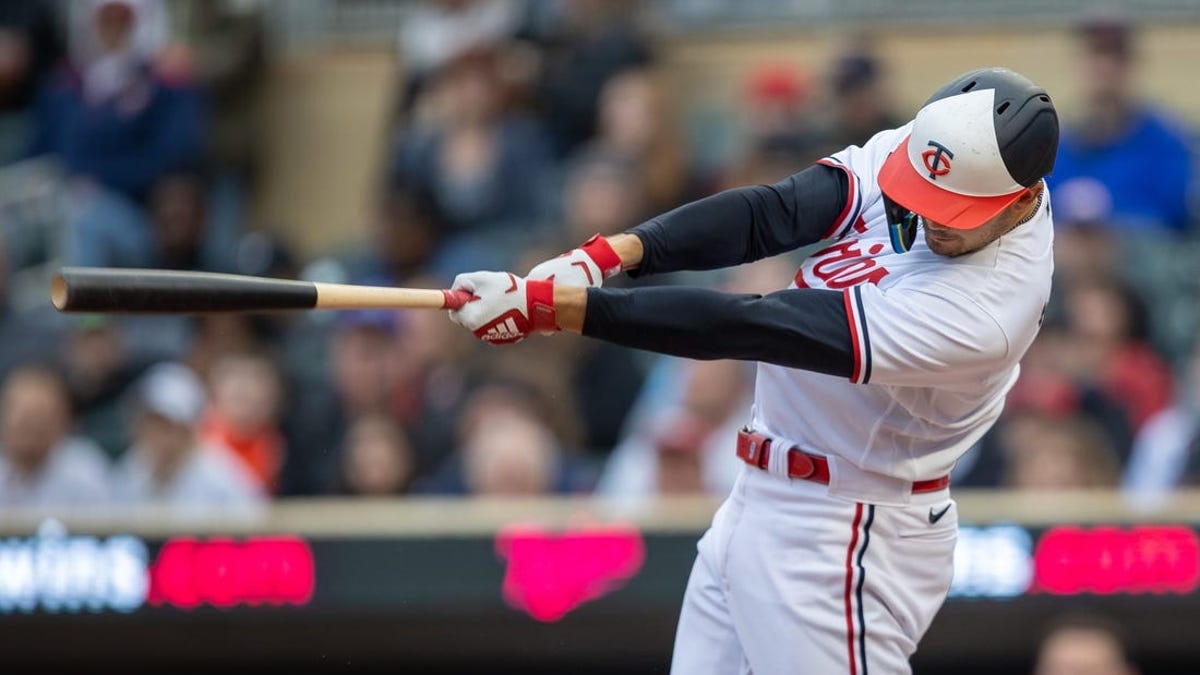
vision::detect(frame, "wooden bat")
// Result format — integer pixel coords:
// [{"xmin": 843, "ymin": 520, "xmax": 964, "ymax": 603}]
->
[{"xmin": 50, "ymin": 267, "xmax": 474, "ymax": 314}]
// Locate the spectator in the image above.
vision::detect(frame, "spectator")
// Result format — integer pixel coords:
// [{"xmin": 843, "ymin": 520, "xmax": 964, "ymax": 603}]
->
[
  {"xmin": 419, "ymin": 380, "xmax": 591, "ymax": 495},
  {"xmin": 0, "ymin": 1, "xmax": 63, "ymax": 163},
  {"xmin": 199, "ymin": 351, "xmax": 285, "ymax": 493},
  {"xmin": 24, "ymin": 0, "xmax": 207, "ymax": 268},
  {"xmin": 343, "ymin": 181, "xmax": 443, "ymax": 286},
  {"xmin": 62, "ymin": 315, "xmax": 152, "ymax": 458},
  {"xmin": 1061, "ymin": 276, "xmax": 1174, "ymax": 433},
  {"xmin": 330, "ymin": 310, "xmax": 403, "ymax": 418},
  {"xmin": 393, "ymin": 45, "xmax": 554, "ymax": 275},
  {"xmin": 1034, "ymin": 613, "xmax": 1139, "ymax": 675},
  {"xmin": 533, "ymin": 0, "xmax": 653, "ymax": 157},
  {"xmin": 0, "ymin": 364, "xmax": 110, "ymax": 511},
  {"xmin": 720, "ymin": 61, "xmax": 824, "ymax": 191},
  {"xmin": 597, "ymin": 358, "xmax": 752, "ymax": 501},
  {"xmin": 1001, "ymin": 412, "xmax": 1121, "ymax": 490},
  {"xmin": 584, "ymin": 67, "xmax": 687, "ymax": 214},
  {"xmin": 146, "ymin": 169, "xmax": 235, "ymax": 272},
  {"xmin": 397, "ymin": 0, "xmax": 522, "ymax": 117},
  {"xmin": 956, "ymin": 323, "xmax": 1133, "ymax": 487},
  {"xmin": 463, "ymin": 409, "xmax": 558, "ymax": 496},
  {"xmin": 822, "ymin": 42, "xmax": 903, "ymax": 150},
  {"xmin": 651, "ymin": 411, "xmax": 710, "ymax": 495},
  {"xmin": 184, "ymin": 313, "xmax": 269, "ymax": 382},
  {"xmin": 1049, "ymin": 180, "xmax": 1121, "ymax": 288},
  {"xmin": 282, "ymin": 309, "xmax": 403, "ymax": 495},
  {"xmin": 111, "ymin": 362, "xmax": 263, "ymax": 511},
  {"xmin": 338, "ymin": 413, "xmax": 417, "ymax": 497},
  {"xmin": 1048, "ymin": 15, "xmax": 1196, "ymax": 234},
  {"xmin": 1123, "ymin": 337, "xmax": 1200, "ymax": 505},
  {"xmin": 560, "ymin": 148, "xmax": 645, "ymax": 242},
  {"xmin": 180, "ymin": 0, "xmax": 266, "ymax": 182},
  {"xmin": 743, "ymin": 62, "xmax": 812, "ymax": 140},
  {"xmin": 741, "ymin": 62, "xmax": 821, "ymax": 155}
]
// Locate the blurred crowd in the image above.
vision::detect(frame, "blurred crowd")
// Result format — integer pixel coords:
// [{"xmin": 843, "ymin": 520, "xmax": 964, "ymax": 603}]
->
[{"xmin": 0, "ymin": 1, "xmax": 1198, "ymax": 516}]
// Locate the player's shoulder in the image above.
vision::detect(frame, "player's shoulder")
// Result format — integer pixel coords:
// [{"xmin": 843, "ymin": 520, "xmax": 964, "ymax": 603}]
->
[{"xmin": 818, "ymin": 122, "xmax": 914, "ymax": 221}]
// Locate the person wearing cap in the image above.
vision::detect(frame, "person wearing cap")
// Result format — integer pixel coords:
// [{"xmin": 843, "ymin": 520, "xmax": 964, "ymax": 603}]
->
[
  {"xmin": 110, "ymin": 362, "xmax": 263, "ymax": 512},
  {"xmin": 448, "ymin": 67, "xmax": 1059, "ymax": 674},
  {"xmin": 824, "ymin": 44, "xmax": 905, "ymax": 150}
]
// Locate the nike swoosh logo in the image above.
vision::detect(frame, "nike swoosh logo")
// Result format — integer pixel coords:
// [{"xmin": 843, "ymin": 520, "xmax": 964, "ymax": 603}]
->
[{"xmin": 928, "ymin": 504, "xmax": 952, "ymax": 524}]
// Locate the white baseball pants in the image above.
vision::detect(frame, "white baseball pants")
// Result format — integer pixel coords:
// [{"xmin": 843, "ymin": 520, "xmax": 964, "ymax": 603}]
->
[{"xmin": 669, "ymin": 466, "xmax": 957, "ymax": 675}]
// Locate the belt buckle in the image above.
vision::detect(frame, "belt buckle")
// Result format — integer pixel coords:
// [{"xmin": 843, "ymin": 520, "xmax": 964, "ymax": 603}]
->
[{"xmin": 739, "ymin": 427, "xmax": 770, "ymax": 469}]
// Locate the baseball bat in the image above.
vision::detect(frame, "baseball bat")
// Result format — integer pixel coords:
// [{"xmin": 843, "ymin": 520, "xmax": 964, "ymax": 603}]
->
[{"xmin": 50, "ymin": 267, "xmax": 474, "ymax": 314}]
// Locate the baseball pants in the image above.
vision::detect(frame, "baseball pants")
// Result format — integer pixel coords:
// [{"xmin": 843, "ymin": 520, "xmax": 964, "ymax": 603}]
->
[{"xmin": 669, "ymin": 465, "xmax": 957, "ymax": 675}]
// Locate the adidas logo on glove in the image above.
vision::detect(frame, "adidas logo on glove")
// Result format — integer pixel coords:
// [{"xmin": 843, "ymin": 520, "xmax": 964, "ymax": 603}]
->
[{"xmin": 483, "ymin": 316, "xmax": 525, "ymax": 343}]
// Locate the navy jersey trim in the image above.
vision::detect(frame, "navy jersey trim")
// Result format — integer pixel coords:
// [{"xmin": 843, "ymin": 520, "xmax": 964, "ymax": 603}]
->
[
  {"xmin": 853, "ymin": 286, "xmax": 873, "ymax": 384},
  {"xmin": 816, "ymin": 157, "xmax": 862, "ymax": 240},
  {"xmin": 855, "ymin": 505, "xmax": 876, "ymax": 674},
  {"xmin": 843, "ymin": 286, "xmax": 873, "ymax": 384}
]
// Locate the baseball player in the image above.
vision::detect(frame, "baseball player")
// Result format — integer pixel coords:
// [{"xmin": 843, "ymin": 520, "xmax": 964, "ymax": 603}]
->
[{"xmin": 449, "ymin": 67, "xmax": 1058, "ymax": 674}]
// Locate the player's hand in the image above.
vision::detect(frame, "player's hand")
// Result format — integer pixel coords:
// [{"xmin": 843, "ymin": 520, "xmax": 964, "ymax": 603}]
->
[
  {"xmin": 526, "ymin": 234, "xmax": 623, "ymax": 288},
  {"xmin": 448, "ymin": 271, "xmax": 558, "ymax": 344}
]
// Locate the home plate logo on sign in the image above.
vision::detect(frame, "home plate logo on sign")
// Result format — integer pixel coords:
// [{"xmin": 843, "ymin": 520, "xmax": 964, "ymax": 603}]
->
[{"xmin": 495, "ymin": 524, "xmax": 645, "ymax": 622}]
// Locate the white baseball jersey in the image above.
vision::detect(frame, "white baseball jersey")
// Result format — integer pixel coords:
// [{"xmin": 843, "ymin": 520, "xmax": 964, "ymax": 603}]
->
[{"xmin": 751, "ymin": 123, "xmax": 1054, "ymax": 487}]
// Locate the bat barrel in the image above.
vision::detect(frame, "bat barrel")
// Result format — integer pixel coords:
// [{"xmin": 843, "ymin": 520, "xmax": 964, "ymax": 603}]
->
[{"xmin": 52, "ymin": 268, "xmax": 319, "ymax": 314}]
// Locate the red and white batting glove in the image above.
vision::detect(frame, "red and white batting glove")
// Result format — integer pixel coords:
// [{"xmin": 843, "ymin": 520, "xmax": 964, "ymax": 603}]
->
[
  {"xmin": 526, "ymin": 234, "xmax": 622, "ymax": 287},
  {"xmin": 448, "ymin": 271, "xmax": 557, "ymax": 345}
]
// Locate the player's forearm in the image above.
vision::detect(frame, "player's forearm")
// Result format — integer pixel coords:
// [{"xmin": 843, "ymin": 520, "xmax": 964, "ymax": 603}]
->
[
  {"xmin": 625, "ymin": 163, "xmax": 850, "ymax": 277},
  {"xmin": 556, "ymin": 285, "xmax": 853, "ymax": 376}
]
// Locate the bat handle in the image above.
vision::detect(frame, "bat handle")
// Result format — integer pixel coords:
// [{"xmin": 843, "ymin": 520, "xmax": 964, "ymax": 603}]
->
[{"xmin": 442, "ymin": 289, "xmax": 475, "ymax": 310}]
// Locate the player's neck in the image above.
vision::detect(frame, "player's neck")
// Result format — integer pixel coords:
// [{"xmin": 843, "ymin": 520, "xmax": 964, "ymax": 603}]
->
[{"xmin": 1003, "ymin": 182, "xmax": 1045, "ymax": 237}]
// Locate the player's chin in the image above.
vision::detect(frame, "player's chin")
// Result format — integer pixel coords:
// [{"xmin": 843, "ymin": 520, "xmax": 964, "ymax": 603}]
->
[{"xmin": 924, "ymin": 233, "xmax": 966, "ymax": 257}]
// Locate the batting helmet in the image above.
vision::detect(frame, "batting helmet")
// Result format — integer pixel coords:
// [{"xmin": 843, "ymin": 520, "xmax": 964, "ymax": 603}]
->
[{"xmin": 879, "ymin": 67, "xmax": 1059, "ymax": 231}]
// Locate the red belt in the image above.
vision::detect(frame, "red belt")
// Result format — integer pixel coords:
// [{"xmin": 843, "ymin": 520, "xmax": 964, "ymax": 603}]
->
[{"xmin": 736, "ymin": 429, "xmax": 950, "ymax": 494}]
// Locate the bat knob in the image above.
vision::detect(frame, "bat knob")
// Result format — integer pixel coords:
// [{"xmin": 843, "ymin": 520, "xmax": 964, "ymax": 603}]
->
[{"xmin": 442, "ymin": 289, "xmax": 475, "ymax": 310}]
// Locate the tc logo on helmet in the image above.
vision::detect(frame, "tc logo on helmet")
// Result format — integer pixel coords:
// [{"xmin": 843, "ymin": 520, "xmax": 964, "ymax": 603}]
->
[{"xmin": 921, "ymin": 140, "xmax": 954, "ymax": 179}]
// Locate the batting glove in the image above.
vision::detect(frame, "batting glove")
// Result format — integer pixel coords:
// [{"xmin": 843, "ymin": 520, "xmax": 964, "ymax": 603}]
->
[
  {"xmin": 526, "ymin": 234, "xmax": 623, "ymax": 288},
  {"xmin": 448, "ymin": 271, "xmax": 557, "ymax": 345}
]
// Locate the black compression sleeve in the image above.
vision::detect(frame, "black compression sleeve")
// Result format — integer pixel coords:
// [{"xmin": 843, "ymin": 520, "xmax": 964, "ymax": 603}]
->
[
  {"xmin": 628, "ymin": 163, "xmax": 850, "ymax": 277},
  {"xmin": 582, "ymin": 286, "xmax": 853, "ymax": 377}
]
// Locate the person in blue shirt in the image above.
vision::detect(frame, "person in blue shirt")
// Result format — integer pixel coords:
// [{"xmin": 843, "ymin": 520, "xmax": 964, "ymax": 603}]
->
[
  {"xmin": 1048, "ymin": 16, "xmax": 1197, "ymax": 235},
  {"xmin": 23, "ymin": 0, "xmax": 207, "ymax": 268}
]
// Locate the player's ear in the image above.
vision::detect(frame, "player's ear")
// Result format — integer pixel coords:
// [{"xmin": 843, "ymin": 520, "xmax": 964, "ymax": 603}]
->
[
  {"xmin": 1008, "ymin": 181, "xmax": 1043, "ymax": 214},
  {"xmin": 1021, "ymin": 181, "xmax": 1045, "ymax": 203}
]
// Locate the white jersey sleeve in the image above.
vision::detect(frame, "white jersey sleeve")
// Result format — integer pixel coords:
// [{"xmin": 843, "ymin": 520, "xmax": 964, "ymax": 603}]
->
[{"xmin": 843, "ymin": 281, "xmax": 1012, "ymax": 388}]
